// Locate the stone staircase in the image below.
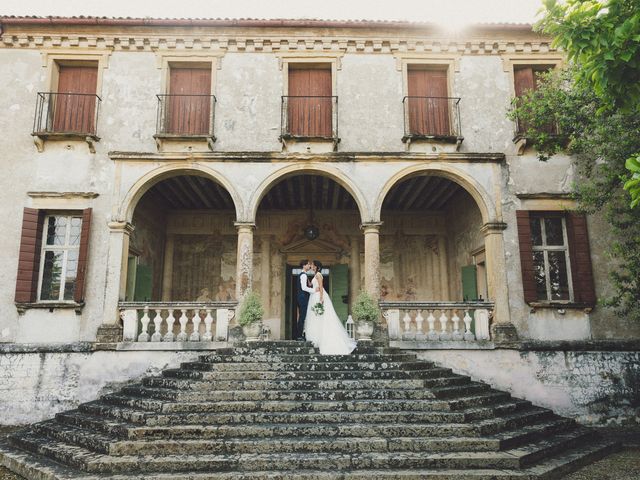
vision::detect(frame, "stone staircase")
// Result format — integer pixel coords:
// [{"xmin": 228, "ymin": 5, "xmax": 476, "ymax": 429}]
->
[{"xmin": 0, "ymin": 341, "xmax": 618, "ymax": 479}]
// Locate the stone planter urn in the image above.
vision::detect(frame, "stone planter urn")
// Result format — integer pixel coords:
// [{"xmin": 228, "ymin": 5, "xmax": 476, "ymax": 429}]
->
[
  {"xmin": 355, "ymin": 320, "xmax": 374, "ymax": 341},
  {"xmin": 242, "ymin": 322, "xmax": 262, "ymax": 341}
]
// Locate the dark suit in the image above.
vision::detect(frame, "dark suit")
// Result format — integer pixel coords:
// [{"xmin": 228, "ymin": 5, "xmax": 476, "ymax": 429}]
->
[{"xmin": 296, "ymin": 272, "xmax": 311, "ymax": 339}]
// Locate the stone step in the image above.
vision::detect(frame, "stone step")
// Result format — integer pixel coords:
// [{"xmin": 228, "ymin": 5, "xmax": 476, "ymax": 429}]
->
[
  {"xmin": 180, "ymin": 359, "xmax": 434, "ymax": 372},
  {"xmin": 120, "ymin": 382, "xmax": 492, "ymax": 402},
  {"xmin": 141, "ymin": 376, "xmax": 470, "ymax": 391},
  {"xmin": 162, "ymin": 366, "xmax": 454, "ymax": 381},
  {"xmin": 199, "ymin": 353, "xmax": 418, "ymax": 364}
]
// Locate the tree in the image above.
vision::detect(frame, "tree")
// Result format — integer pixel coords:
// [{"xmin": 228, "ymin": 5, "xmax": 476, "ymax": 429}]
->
[{"xmin": 538, "ymin": 0, "xmax": 640, "ymax": 205}]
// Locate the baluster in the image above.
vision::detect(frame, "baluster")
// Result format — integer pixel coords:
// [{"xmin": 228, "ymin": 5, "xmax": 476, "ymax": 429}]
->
[
  {"xmin": 346, "ymin": 314, "xmax": 355, "ymax": 339},
  {"xmin": 463, "ymin": 309, "xmax": 476, "ymax": 341},
  {"xmin": 216, "ymin": 308, "xmax": 230, "ymax": 341},
  {"xmin": 163, "ymin": 309, "xmax": 176, "ymax": 342},
  {"xmin": 415, "ymin": 309, "xmax": 425, "ymax": 341},
  {"xmin": 427, "ymin": 310, "xmax": 438, "ymax": 340},
  {"xmin": 176, "ymin": 309, "xmax": 188, "ymax": 342},
  {"xmin": 138, "ymin": 306, "xmax": 150, "ymax": 342},
  {"xmin": 402, "ymin": 310, "xmax": 414, "ymax": 340},
  {"xmin": 190, "ymin": 310, "xmax": 202, "ymax": 342},
  {"xmin": 451, "ymin": 309, "xmax": 463, "ymax": 341},
  {"xmin": 439, "ymin": 309, "xmax": 451, "ymax": 341},
  {"xmin": 151, "ymin": 309, "xmax": 163, "ymax": 342},
  {"xmin": 201, "ymin": 309, "xmax": 213, "ymax": 341}
]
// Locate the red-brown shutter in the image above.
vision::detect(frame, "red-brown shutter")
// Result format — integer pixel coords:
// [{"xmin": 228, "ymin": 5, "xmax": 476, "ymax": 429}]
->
[
  {"xmin": 407, "ymin": 68, "xmax": 450, "ymax": 136},
  {"xmin": 516, "ymin": 210, "xmax": 538, "ymax": 304},
  {"xmin": 565, "ymin": 212, "xmax": 596, "ymax": 306},
  {"xmin": 168, "ymin": 67, "xmax": 212, "ymax": 135},
  {"xmin": 74, "ymin": 208, "xmax": 92, "ymax": 303},
  {"xmin": 54, "ymin": 65, "xmax": 98, "ymax": 134},
  {"xmin": 514, "ymin": 67, "xmax": 535, "ymax": 97},
  {"xmin": 287, "ymin": 67, "xmax": 332, "ymax": 137},
  {"xmin": 15, "ymin": 208, "xmax": 45, "ymax": 303}
]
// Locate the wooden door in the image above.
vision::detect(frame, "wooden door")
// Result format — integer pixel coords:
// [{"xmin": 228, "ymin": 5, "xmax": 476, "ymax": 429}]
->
[
  {"xmin": 53, "ymin": 65, "xmax": 98, "ymax": 133},
  {"xmin": 167, "ymin": 67, "xmax": 212, "ymax": 135},
  {"xmin": 287, "ymin": 67, "xmax": 332, "ymax": 137},
  {"xmin": 407, "ymin": 69, "xmax": 450, "ymax": 136}
]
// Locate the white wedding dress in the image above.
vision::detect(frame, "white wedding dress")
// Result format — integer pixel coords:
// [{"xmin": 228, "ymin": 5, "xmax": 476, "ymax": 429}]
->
[{"xmin": 304, "ymin": 275, "xmax": 357, "ymax": 355}]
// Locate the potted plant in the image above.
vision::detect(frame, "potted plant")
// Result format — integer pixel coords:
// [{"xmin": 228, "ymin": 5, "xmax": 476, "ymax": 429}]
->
[
  {"xmin": 238, "ymin": 291, "xmax": 264, "ymax": 341},
  {"xmin": 351, "ymin": 291, "xmax": 380, "ymax": 341}
]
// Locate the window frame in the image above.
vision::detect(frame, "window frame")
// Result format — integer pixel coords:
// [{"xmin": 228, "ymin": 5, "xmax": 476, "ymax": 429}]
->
[
  {"xmin": 529, "ymin": 213, "xmax": 574, "ymax": 303},
  {"xmin": 36, "ymin": 212, "xmax": 84, "ymax": 303}
]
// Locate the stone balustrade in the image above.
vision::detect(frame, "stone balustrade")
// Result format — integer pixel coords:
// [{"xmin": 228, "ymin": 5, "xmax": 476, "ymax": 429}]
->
[
  {"xmin": 118, "ymin": 302, "xmax": 237, "ymax": 343},
  {"xmin": 380, "ymin": 301, "xmax": 493, "ymax": 343}
]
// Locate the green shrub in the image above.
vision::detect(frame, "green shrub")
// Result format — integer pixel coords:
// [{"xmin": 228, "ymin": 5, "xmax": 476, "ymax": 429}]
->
[
  {"xmin": 352, "ymin": 291, "xmax": 380, "ymax": 323},
  {"xmin": 238, "ymin": 291, "xmax": 264, "ymax": 327}
]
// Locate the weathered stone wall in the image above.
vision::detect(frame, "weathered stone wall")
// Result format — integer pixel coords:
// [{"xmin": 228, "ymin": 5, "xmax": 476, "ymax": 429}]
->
[{"xmin": 415, "ymin": 348, "xmax": 640, "ymax": 425}]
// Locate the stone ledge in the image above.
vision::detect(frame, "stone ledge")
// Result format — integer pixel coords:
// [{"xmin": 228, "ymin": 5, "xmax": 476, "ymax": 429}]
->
[
  {"xmin": 115, "ymin": 341, "xmax": 229, "ymax": 351},
  {"xmin": 498, "ymin": 339, "xmax": 640, "ymax": 352},
  {"xmin": 0, "ymin": 342, "xmax": 94, "ymax": 353},
  {"xmin": 390, "ymin": 340, "xmax": 496, "ymax": 350}
]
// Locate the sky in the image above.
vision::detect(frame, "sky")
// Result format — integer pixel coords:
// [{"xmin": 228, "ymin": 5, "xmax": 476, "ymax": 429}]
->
[{"xmin": 2, "ymin": 0, "xmax": 544, "ymax": 26}]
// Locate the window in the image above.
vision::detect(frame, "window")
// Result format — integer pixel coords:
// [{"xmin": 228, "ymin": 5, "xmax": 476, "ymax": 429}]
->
[
  {"xmin": 516, "ymin": 210, "xmax": 596, "ymax": 307},
  {"xmin": 529, "ymin": 215, "xmax": 572, "ymax": 301},
  {"xmin": 406, "ymin": 66, "xmax": 451, "ymax": 136},
  {"xmin": 15, "ymin": 208, "xmax": 92, "ymax": 306},
  {"xmin": 163, "ymin": 64, "xmax": 213, "ymax": 135},
  {"xmin": 285, "ymin": 64, "xmax": 334, "ymax": 138},
  {"xmin": 38, "ymin": 215, "xmax": 83, "ymax": 302},
  {"xmin": 513, "ymin": 65, "xmax": 555, "ymax": 135}
]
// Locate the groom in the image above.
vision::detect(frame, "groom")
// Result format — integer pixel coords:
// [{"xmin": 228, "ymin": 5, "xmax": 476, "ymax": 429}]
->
[{"xmin": 296, "ymin": 259, "xmax": 315, "ymax": 340}]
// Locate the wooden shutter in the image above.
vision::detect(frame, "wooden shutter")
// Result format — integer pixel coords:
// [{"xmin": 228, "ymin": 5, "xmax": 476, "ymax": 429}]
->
[
  {"xmin": 407, "ymin": 69, "xmax": 450, "ymax": 136},
  {"xmin": 514, "ymin": 67, "xmax": 535, "ymax": 97},
  {"xmin": 287, "ymin": 67, "xmax": 332, "ymax": 137},
  {"xmin": 566, "ymin": 212, "xmax": 596, "ymax": 306},
  {"xmin": 15, "ymin": 208, "xmax": 45, "ymax": 303},
  {"xmin": 330, "ymin": 263, "xmax": 349, "ymax": 323},
  {"xmin": 74, "ymin": 208, "xmax": 92, "ymax": 303},
  {"xmin": 515, "ymin": 210, "xmax": 538, "ymax": 304},
  {"xmin": 168, "ymin": 67, "xmax": 212, "ymax": 135},
  {"xmin": 54, "ymin": 65, "xmax": 98, "ymax": 134}
]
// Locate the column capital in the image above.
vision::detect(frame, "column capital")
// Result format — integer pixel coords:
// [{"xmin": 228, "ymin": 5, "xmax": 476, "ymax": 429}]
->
[
  {"xmin": 234, "ymin": 222, "xmax": 256, "ymax": 233},
  {"xmin": 108, "ymin": 221, "xmax": 135, "ymax": 235},
  {"xmin": 480, "ymin": 221, "xmax": 507, "ymax": 236},
  {"xmin": 360, "ymin": 221, "xmax": 383, "ymax": 234}
]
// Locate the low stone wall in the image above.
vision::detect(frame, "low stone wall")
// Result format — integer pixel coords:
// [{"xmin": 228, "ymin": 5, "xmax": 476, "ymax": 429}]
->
[
  {"xmin": 0, "ymin": 346, "xmax": 207, "ymax": 425},
  {"xmin": 411, "ymin": 347, "xmax": 640, "ymax": 426}
]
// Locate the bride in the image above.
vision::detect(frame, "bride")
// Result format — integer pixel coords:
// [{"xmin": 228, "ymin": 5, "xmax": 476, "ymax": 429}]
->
[{"xmin": 304, "ymin": 260, "xmax": 357, "ymax": 355}]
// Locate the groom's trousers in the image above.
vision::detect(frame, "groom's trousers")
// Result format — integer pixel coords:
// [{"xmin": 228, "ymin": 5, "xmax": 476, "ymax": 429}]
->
[{"xmin": 296, "ymin": 291, "xmax": 310, "ymax": 339}]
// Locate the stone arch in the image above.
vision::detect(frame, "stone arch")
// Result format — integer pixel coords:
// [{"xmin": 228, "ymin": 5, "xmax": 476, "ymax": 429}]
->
[
  {"xmin": 119, "ymin": 163, "xmax": 243, "ymax": 223},
  {"xmin": 373, "ymin": 164, "xmax": 497, "ymax": 224},
  {"xmin": 247, "ymin": 163, "xmax": 370, "ymax": 222}
]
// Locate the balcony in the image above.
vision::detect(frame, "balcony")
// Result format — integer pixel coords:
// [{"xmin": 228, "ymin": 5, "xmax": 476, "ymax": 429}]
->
[
  {"xmin": 154, "ymin": 94, "xmax": 216, "ymax": 151},
  {"xmin": 512, "ymin": 106, "xmax": 562, "ymax": 155},
  {"xmin": 32, "ymin": 92, "xmax": 101, "ymax": 152},
  {"xmin": 280, "ymin": 95, "xmax": 339, "ymax": 152},
  {"xmin": 402, "ymin": 96, "xmax": 463, "ymax": 151}
]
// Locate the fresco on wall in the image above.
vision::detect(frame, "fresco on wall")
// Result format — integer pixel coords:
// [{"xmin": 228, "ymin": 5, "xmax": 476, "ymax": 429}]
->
[{"xmin": 130, "ymin": 197, "xmax": 166, "ymax": 300}]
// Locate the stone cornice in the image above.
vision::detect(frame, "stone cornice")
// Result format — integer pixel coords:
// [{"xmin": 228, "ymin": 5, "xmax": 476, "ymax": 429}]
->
[
  {"xmin": 0, "ymin": 21, "xmax": 557, "ymax": 55},
  {"xmin": 108, "ymin": 151, "xmax": 506, "ymax": 163}
]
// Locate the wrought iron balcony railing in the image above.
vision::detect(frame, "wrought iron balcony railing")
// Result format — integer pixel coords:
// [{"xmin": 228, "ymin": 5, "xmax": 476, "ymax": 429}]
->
[
  {"xmin": 281, "ymin": 95, "xmax": 338, "ymax": 141},
  {"xmin": 156, "ymin": 94, "xmax": 216, "ymax": 138},
  {"xmin": 402, "ymin": 96, "xmax": 462, "ymax": 141},
  {"xmin": 33, "ymin": 92, "xmax": 101, "ymax": 137}
]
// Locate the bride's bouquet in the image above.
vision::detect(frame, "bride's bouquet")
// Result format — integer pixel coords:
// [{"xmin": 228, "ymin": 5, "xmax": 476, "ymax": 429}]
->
[{"xmin": 312, "ymin": 302, "xmax": 325, "ymax": 315}]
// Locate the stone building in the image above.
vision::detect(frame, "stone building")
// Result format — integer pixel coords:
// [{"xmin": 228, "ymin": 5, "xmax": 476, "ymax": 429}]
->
[{"xmin": 0, "ymin": 16, "xmax": 637, "ymax": 427}]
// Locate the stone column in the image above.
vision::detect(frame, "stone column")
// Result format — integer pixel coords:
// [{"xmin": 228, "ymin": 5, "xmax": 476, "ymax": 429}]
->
[
  {"xmin": 481, "ymin": 221, "xmax": 518, "ymax": 342},
  {"xmin": 349, "ymin": 235, "xmax": 361, "ymax": 305},
  {"xmin": 235, "ymin": 222, "xmax": 255, "ymax": 301},
  {"xmin": 260, "ymin": 235, "xmax": 271, "ymax": 314},
  {"xmin": 96, "ymin": 221, "xmax": 134, "ymax": 344},
  {"xmin": 362, "ymin": 222, "xmax": 382, "ymax": 299},
  {"xmin": 161, "ymin": 234, "xmax": 174, "ymax": 301}
]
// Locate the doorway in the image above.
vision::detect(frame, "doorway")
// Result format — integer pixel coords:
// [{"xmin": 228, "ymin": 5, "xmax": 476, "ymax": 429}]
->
[{"xmin": 283, "ymin": 264, "xmax": 349, "ymax": 339}]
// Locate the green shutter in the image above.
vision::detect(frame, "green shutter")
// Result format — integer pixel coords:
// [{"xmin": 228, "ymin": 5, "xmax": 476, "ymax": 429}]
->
[
  {"xmin": 330, "ymin": 263, "xmax": 349, "ymax": 323},
  {"xmin": 134, "ymin": 264, "xmax": 153, "ymax": 301},
  {"xmin": 461, "ymin": 265, "xmax": 478, "ymax": 302}
]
